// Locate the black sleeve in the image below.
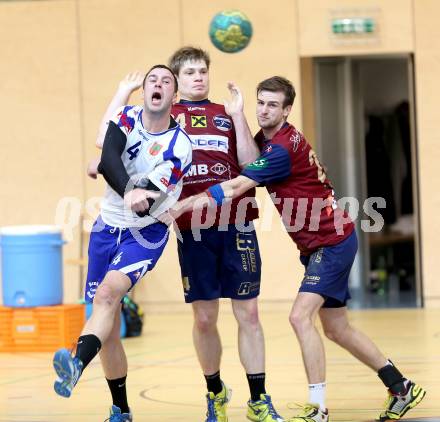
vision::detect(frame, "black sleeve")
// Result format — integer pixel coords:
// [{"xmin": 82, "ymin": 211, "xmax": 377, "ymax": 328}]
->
[
  {"xmin": 98, "ymin": 121, "xmax": 130, "ymax": 198},
  {"xmin": 98, "ymin": 121, "xmax": 170, "ymax": 218}
]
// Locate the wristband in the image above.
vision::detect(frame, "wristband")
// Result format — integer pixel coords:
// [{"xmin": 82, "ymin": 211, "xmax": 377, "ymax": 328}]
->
[{"xmin": 207, "ymin": 184, "xmax": 225, "ymax": 205}]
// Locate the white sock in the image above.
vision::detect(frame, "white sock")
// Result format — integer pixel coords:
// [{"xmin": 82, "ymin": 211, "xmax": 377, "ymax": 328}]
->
[{"xmin": 309, "ymin": 382, "xmax": 326, "ymax": 411}]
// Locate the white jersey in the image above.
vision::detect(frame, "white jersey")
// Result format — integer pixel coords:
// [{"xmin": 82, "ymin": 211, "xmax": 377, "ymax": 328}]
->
[{"xmin": 100, "ymin": 105, "xmax": 192, "ymax": 228}]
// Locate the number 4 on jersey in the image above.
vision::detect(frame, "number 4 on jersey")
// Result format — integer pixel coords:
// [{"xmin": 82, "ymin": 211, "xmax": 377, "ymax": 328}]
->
[
  {"xmin": 127, "ymin": 141, "xmax": 141, "ymax": 160},
  {"xmin": 174, "ymin": 113, "xmax": 186, "ymax": 129}
]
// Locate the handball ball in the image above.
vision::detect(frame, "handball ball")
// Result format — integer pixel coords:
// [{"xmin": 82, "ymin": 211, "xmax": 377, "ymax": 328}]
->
[{"xmin": 209, "ymin": 10, "xmax": 253, "ymax": 53}]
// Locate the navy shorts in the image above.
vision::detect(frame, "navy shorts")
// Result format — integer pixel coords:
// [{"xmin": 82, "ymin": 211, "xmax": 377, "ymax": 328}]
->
[
  {"xmin": 85, "ymin": 216, "xmax": 169, "ymax": 302},
  {"xmin": 299, "ymin": 230, "xmax": 358, "ymax": 308},
  {"xmin": 177, "ymin": 223, "xmax": 262, "ymax": 303}
]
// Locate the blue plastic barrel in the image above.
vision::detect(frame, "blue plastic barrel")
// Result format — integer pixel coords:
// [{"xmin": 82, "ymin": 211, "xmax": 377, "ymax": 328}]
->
[{"xmin": 0, "ymin": 225, "xmax": 65, "ymax": 307}]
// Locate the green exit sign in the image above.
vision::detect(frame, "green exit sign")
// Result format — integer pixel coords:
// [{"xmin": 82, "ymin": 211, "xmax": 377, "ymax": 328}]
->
[{"xmin": 332, "ymin": 18, "xmax": 375, "ymax": 34}]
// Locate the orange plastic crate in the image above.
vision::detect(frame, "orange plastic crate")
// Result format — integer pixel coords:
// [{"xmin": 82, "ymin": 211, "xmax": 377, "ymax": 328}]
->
[{"xmin": 0, "ymin": 304, "xmax": 85, "ymax": 352}]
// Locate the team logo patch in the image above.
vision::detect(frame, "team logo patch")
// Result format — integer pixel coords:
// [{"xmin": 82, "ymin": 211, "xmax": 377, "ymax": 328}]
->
[
  {"xmin": 213, "ymin": 115, "xmax": 232, "ymax": 131},
  {"xmin": 246, "ymin": 158, "xmax": 269, "ymax": 170},
  {"xmin": 210, "ymin": 163, "xmax": 228, "ymax": 176},
  {"xmin": 290, "ymin": 131, "xmax": 302, "ymax": 152},
  {"xmin": 149, "ymin": 142, "xmax": 163, "ymax": 156},
  {"xmin": 191, "ymin": 115, "xmax": 207, "ymax": 128},
  {"xmin": 238, "ymin": 282, "xmax": 251, "ymax": 295}
]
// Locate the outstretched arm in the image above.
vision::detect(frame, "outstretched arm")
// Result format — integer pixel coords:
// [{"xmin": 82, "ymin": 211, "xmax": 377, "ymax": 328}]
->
[
  {"xmin": 170, "ymin": 175, "xmax": 258, "ymax": 219},
  {"xmin": 169, "ymin": 142, "xmax": 294, "ymax": 221},
  {"xmin": 95, "ymin": 71, "xmax": 144, "ymax": 149},
  {"xmin": 224, "ymin": 82, "xmax": 260, "ymax": 167},
  {"xmin": 87, "ymin": 72, "xmax": 144, "ymax": 179}
]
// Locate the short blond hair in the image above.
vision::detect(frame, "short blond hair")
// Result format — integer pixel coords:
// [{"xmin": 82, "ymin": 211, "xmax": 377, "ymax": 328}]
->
[{"xmin": 168, "ymin": 46, "xmax": 210, "ymax": 76}]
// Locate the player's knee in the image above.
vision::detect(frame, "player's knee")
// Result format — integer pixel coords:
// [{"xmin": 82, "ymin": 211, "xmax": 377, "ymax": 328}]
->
[
  {"xmin": 289, "ymin": 308, "xmax": 311, "ymax": 332},
  {"xmin": 236, "ymin": 306, "xmax": 260, "ymax": 329},
  {"xmin": 323, "ymin": 327, "xmax": 337, "ymax": 342},
  {"xmin": 194, "ymin": 311, "xmax": 217, "ymax": 333},
  {"xmin": 323, "ymin": 325, "xmax": 347, "ymax": 344},
  {"xmin": 94, "ymin": 283, "xmax": 119, "ymax": 308}
]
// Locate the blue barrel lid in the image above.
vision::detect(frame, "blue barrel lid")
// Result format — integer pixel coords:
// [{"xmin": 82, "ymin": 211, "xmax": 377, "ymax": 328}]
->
[{"xmin": 0, "ymin": 225, "xmax": 62, "ymax": 235}]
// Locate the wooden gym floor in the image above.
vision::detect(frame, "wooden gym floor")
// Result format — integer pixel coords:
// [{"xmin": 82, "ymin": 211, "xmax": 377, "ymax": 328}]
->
[{"xmin": 0, "ymin": 303, "xmax": 439, "ymax": 422}]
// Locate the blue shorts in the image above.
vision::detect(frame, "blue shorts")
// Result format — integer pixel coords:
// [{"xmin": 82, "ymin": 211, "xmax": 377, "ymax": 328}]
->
[
  {"xmin": 299, "ymin": 230, "xmax": 358, "ymax": 308},
  {"xmin": 177, "ymin": 223, "xmax": 262, "ymax": 303},
  {"xmin": 85, "ymin": 216, "xmax": 169, "ymax": 302}
]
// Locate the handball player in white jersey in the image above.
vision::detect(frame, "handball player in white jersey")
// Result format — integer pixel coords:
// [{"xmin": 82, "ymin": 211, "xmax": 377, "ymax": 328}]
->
[{"xmin": 52, "ymin": 65, "xmax": 192, "ymax": 422}]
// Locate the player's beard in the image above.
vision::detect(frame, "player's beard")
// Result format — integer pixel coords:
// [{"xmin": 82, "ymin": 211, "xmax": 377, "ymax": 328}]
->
[{"xmin": 258, "ymin": 116, "xmax": 277, "ymax": 130}]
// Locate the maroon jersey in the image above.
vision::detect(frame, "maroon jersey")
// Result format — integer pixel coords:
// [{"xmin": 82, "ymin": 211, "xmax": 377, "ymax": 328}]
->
[
  {"xmin": 242, "ymin": 123, "xmax": 354, "ymax": 255},
  {"xmin": 171, "ymin": 100, "xmax": 258, "ymax": 231}
]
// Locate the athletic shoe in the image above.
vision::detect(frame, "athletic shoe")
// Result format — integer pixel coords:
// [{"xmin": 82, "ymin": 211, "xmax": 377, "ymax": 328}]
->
[
  {"xmin": 205, "ymin": 382, "xmax": 232, "ymax": 422},
  {"xmin": 377, "ymin": 381, "xmax": 426, "ymax": 420},
  {"xmin": 286, "ymin": 403, "xmax": 328, "ymax": 421},
  {"xmin": 105, "ymin": 405, "xmax": 133, "ymax": 421},
  {"xmin": 53, "ymin": 348, "xmax": 83, "ymax": 398},
  {"xmin": 247, "ymin": 393, "xmax": 284, "ymax": 421}
]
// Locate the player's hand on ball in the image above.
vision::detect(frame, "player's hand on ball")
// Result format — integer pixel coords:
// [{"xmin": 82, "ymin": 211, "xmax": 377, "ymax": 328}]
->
[
  {"xmin": 119, "ymin": 71, "xmax": 144, "ymax": 93},
  {"xmin": 224, "ymin": 82, "xmax": 244, "ymax": 116},
  {"xmin": 124, "ymin": 188, "xmax": 160, "ymax": 214}
]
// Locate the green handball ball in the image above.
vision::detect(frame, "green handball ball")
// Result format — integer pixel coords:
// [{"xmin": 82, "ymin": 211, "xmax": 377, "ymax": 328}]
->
[{"xmin": 209, "ymin": 10, "xmax": 253, "ymax": 53}]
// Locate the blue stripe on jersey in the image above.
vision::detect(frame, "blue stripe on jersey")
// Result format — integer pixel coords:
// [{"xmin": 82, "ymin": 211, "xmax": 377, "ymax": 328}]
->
[
  {"xmin": 241, "ymin": 143, "xmax": 292, "ymax": 185},
  {"xmin": 163, "ymin": 128, "xmax": 184, "ymax": 186},
  {"xmin": 182, "ymin": 161, "xmax": 192, "ymax": 176},
  {"xmin": 137, "ymin": 107, "xmax": 144, "ymax": 126}
]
